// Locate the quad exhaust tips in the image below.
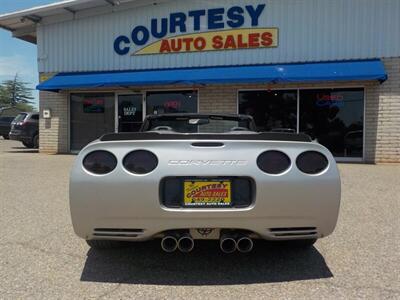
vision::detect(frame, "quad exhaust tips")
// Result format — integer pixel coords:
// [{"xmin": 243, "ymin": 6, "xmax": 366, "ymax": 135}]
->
[
  {"xmin": 162, "ymin": 231, "xmax": 253, "ymax": 253},
  {"xmin": 161, "ymin": 232, "xmax": 194, "ymax": 253},
  {"xmin": 220, "ymin": 232, "xmax": 254, "ymax": 253}
]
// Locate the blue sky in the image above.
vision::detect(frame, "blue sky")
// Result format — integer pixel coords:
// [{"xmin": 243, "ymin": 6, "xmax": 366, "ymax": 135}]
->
[{"xmin": 0, "ymin": 0, "xmax": 58, "ymax": 108}]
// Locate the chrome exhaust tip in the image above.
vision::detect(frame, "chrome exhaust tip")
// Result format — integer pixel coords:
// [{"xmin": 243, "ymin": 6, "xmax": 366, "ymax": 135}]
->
[
  {"xmin": 161, "ymin": 235, "xmax": 178, "ymax": 253},
  {"xmin": 220, "ymin": 235, "xmax": 237, "ymax": 254},
  {"xmin": 177, "ymin": 234, "xmax": 195, "ymax": 253},
  {"xmin": 236, "ymin": 236, "xmax": 254, "ymax": 253}
]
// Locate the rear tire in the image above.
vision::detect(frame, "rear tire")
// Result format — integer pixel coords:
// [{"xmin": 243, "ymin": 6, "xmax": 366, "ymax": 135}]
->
[
  {"xmin": 33, "ymin": 134, "xmax": 39, "ymax": 149},
  {"xmin": 2, "ymin": 135, "xmax": 9, "ymax": 140},
  {"xmin": 22, "ymin": 141, "xmax": 34, "ymax": 148},
  {"xmin": 86, "ymin": 239, "xmax": 124, "ymax": 249}
]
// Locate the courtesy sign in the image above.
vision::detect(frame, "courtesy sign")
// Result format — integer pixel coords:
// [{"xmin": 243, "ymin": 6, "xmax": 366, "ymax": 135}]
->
[{"xmin": 114, "ymin": 4, "xmax": 278, "ymax": 56}]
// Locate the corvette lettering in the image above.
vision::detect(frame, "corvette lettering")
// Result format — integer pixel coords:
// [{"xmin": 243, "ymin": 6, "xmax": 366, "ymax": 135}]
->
[{"xmin": 168, "ymin": 160, "xmax": 248, "ymax": 166}]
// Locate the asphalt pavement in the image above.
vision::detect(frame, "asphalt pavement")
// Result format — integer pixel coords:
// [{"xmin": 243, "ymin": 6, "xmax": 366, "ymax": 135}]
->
[{"xmin": 0, "ymin": 138, "xmax": 399, "ymax": 299}]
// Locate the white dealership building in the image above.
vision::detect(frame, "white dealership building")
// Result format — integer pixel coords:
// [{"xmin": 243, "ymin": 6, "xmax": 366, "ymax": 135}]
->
[{"xmin": 0, "ymin": 0, "xmax": 399, "ymax": 162}]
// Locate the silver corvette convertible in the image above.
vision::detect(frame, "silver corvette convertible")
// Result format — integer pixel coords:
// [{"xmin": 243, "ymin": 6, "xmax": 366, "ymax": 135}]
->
[{"xmin": 70, "ymin": 113, "xmax": 340, "ymax": 253}]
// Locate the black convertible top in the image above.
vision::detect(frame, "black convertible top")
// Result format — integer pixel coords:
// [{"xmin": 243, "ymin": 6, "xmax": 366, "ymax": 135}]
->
[
  {"xmin": 140, "ymin": 113, "xmax": 257, "ymax": 132},
  {"xmin": 101, "ymin": 113, "xmax": 311, "ymax": 142},
  {"xmin": 100, "ymin": 132, "xmax": 312, "ymax": 142}
]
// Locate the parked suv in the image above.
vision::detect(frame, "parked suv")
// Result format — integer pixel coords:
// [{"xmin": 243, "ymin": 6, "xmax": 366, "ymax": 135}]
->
[
  {"xmin": 9, "ymin": 112, "xmax": 39, "ymax": 148},
  {"xmin": 0, "ymin": 116, "xmax": 15, "ymax": 139}
]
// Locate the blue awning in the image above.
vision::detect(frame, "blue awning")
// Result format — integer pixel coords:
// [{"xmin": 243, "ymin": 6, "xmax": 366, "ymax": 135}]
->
[{"xmin": 37, "ymin": 59, "xmax": 387, "ymax": 92}]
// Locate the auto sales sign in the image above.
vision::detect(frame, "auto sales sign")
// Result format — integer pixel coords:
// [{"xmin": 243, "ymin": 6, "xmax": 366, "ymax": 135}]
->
[{"xmin": 114, "ymin": 4, "xmax": 278, "ymax": 56}]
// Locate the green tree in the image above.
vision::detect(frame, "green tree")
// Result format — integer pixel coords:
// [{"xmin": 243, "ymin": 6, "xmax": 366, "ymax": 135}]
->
[
  {"xmin": 0, "ymin": 84, "xmax": 8, "ymax": 105},
  {"xmin": 0, "ymin": 74, "xmax": 35, "ymax": 112}
]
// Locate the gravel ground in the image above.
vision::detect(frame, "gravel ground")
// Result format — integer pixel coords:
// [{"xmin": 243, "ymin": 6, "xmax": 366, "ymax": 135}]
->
[{"xmin": 0, "ymin": 138, "xmax": 399, "ymax": 299}]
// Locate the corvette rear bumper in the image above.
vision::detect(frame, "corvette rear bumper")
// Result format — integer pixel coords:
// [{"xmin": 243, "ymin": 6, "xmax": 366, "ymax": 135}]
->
[
  {"xmin": 69, "ymin": 139, "xmax": 341, "ymax": 242},
  {"xmin": 71, "ymin": 201, "xmax": 339, "ymax": 241}
]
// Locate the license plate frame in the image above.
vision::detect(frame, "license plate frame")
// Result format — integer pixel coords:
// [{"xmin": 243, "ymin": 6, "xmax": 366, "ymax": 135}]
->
[{"xmin": 183, "ymin": 179, "xmax": 232, "ymax": 208}]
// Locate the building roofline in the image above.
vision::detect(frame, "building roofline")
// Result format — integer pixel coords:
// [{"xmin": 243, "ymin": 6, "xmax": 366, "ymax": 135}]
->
[
  {"xmin": 0, "ymin": 0, "xmax": 105, "ymax": 21},
  {"xmin": 0, "ymin": 0, "xmax": 142, "ymax": 43}
]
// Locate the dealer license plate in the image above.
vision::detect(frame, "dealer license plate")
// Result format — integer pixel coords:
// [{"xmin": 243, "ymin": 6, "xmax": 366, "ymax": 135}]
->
[{"xmin": 184, "ymin": 180, "xmax": 231, "ymax": 207}]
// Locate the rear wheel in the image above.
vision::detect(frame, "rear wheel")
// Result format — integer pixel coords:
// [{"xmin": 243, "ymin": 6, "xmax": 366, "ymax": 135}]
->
[
  {"xmin": 33, "ymin": 134, "xmax": 39, "ymax": 149},
  {"xmin": 86, "ymin": 240, "xmax": 124, "ymax": 249},
  {"xmin": 2, "ymin": 135, "xmax": 9, "ymax": 140},
  {"xmin": 22, "ymin": 141, "xmax": 34, "ymax": 148}
]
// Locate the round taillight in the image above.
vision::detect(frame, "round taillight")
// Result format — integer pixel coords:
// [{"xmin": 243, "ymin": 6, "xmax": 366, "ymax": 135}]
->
[
  {"xmin": 123, "ymin": 150, "xmax": 158, "ymax": 174},
  {"xmin": 296, "ymin": 151, "xmax": 329, "ymax": 174},
  {"xmin": 257, "ymin": 150, "xmax": 291, "ymax": 174},
  {"xmin": 83, "ymin": 150, "xmax": 117, "ymax": 175}
]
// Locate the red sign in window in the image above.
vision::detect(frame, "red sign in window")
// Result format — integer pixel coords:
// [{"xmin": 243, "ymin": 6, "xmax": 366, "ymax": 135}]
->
[
  {"xmin": 83, "ymin": 99, "xmax": 105, "ymax": 113},
  {"xmin": 316, "ymin": 94, "xmax": 344, "ymax": 108},
  {"xmin": 164, "ymin": 100, "xmax": 181, "ymax": 110}
]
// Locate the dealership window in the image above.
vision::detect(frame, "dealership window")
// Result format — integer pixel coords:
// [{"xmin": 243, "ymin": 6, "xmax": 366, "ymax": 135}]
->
[
  {"xmin": 118, "ymin": 94, "xmax": 143, "ymax": 132},
  {"xmin": 146, "ymin": 90, "xmax": 198, "ymax": 115},
  {"xmin": 70, "ymin": 93, "xmax": 115, "ymax": 151},
  {"xmin": 238, "ymin": 90, "xmax": 298, "ymax": 132},
  {"xmin": 299, "ymin": 88, "xmax": 364, "ymax": 158}
]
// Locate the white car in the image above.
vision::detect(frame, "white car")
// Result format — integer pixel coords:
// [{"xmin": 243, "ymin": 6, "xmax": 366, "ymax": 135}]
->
[{"xmin": 70, "ymin": 114, "xmax": 340, "ymax": 253}]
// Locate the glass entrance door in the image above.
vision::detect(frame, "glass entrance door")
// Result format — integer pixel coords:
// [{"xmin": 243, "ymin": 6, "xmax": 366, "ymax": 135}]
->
[
  {"xmin": 70, "ymin": 93, "xmax": 115, "ymax": 151},
  {"xmin": 118, "ymin": 94, "xmax": 143, "ymax": 132}
]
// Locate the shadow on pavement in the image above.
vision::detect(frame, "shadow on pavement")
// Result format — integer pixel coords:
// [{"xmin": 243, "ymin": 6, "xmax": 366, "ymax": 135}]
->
[
  {"xmin": 80, "ymin": 240, "xmax": 333, "ymax": 285},
  {"xmin": 7, "ymin": 149, "xmax": 39, "ymax": 153}
]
